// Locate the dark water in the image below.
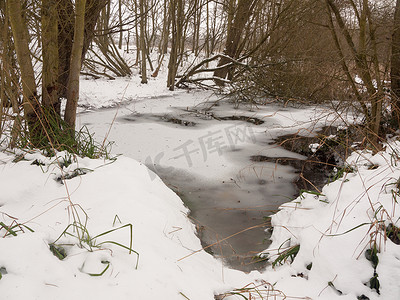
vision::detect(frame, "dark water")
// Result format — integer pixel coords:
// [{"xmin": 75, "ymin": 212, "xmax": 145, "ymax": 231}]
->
[
  {"xmin": 146, "ymin": 130, "xmax": 336, "ymax": 273},
  {"xmin": 147, "ymin": 153, "xmax": 300, "ymax": 273}
]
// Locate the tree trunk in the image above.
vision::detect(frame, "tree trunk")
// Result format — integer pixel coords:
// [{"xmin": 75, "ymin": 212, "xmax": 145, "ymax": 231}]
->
[
  {"xmin": 392, "ymin": 0, "xmax": 400, "ymax": 126},
  {"xmin": 192, "ymin": 0, "xmax": 199, "ymax": 54},
  {"xmin": 118, "ymin": 0, "xmax": 123, "ymax": 49},
  {"xmin": 205, "ymin": 0, "xmax": 210, "ymax": 61},
  {"xmin": 1, "ymin": 2, "xmax": 22, "ymax": 147},
  {"xmin": 58, "ymin": 0, "xmax": 107, "ymax": 99},
  {"xmin": 126, "ymin": 30, "xmax": 130, "ymax": 53},
  {"xmin": 167, "ymin": 0, "xmax": 184, "ymax": 90},
  {"xmin": 326, "ymin": 0, "xmax": 381, "ymax": 143},
  {"xmin": 82, "ymin": 0, "xmax": 109, "ymax": 59},
  {"xmin": 0, "ymin": 4, "xmax": 6, "ymax": 139},
  {"xmin": 134, "ymin": 0, "xmax": 140, "ymax": 65},
  {"xmin": 167, "ymin": 0, "xmax": 179, "ymax": 90},
  {"xmin": 57, "ymin": 0, "xmax": 75, "ymax": 99},
  {"xmin": 160, "ymin": 0, "xmax": 170, "ymax": 55},
  {"xmin": 213, "ymin": 0, "xmax": 256, "ymax": 85},
  {"xmin": 7, "ymin": 0, "xmax": 40, "ymax": 143},
  {"xmin": 64, "ymin": 0, "xmax": 86, "ymax": 131},
  {"xmin": 139, "ymin": 0, "xmax": 148, "ymax": 84},
  {"xmin": 42, "ymin": 0, "xmax": 60, "ymax": 116}
]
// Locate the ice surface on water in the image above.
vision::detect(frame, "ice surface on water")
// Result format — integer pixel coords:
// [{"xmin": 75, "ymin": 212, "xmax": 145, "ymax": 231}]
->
[{"xmin": 78, "ymin": 91, "xmax": 336, "ymax": 271}]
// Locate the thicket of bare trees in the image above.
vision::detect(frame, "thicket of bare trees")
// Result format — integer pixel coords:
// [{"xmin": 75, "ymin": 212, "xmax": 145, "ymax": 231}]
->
[
  {"xmin": 0, "ymin": 0, "xmax": 399, "ymax": 149},
  {"xmin": 1, "ymin": 0, "xmax": 108, "ymax": 147}
]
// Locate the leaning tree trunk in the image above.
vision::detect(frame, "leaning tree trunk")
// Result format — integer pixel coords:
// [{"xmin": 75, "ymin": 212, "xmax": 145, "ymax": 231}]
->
[
  {"xmin": 64, "ymin": 0, "xmax": 86, "ymax": 131},
  {"xmin": 391, "ymin": 0, "xmax": 400, "ymax": 127},
  {"xmin": 326, "ymin": 0, "xmax": 381, "ymax": 144},
  {"xmin": 213, "ymin": 0, "xmax": 256, "ymax": 85},
  {"xmin": 82, "ymin": 0, "xmax": 109, "ymax": 60},
  {"xmin": 7, "ymin": 0, "xmax": 41, "ymax": 144}
]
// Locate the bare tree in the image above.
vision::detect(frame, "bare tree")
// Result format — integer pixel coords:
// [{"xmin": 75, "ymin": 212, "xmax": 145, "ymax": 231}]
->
[
  {"xmin": 213, "ymin": 0, "xmax": 258, "ymax": 85},
  {"xmin": 392, "ymin": 0, "xmax": 400, "ymax": 126},
  {"xmin": 4, "ymin": 0, "xmax": 107, "ymax": 146},
  {"xmin": 325, "ymin": 0, "xmax": 391, "ymax": 141}
]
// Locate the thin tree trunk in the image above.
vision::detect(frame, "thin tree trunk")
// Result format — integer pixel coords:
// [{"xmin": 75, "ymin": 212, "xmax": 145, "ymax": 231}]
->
[
  {"xmin": 0, "ymin": 6, "xmax": 5, "ymax": 139},
  {"xmin": 64, "ymin": 0, "xmax": 86, "ymax": 130},
  {"xmin": 192, "ymin": 0, "xmax": 198, "ymax": 53},
  {"xmin": 139, "ymin": 0, "xmax": 148, "ymax": 83},
  {"xmin": 1, "ymin": 3, "xmax": 21, "ymax": 147},
  {"xmin": 42, "ymin": 0, "xmax": 60, "ymax": 116},
  {"xmin": 82, "ymin": 0, "xmax": 108, "ymax": 60},
  {"xmin": 324, "ymin": 1, "xmax": 367, "ymax": 116},
  {"xmin": 126, "ymin": 30, "xmax": 130, "ymax": 53},
  {"xmin": 58, "ymin": 0, "xmax": 107, "ymax": 99},
  {"xmin": 57, "ymin": 0, "xmax": 74, "ymax": 99},
  {"xmin": 7, "ymin": 0, "xmax": 40, "ymax": 142},
  {"xmin": 194, "ymin": 0, "xmax": 201, "ymax": 55},
  {"xmin": 134, "ymin": 0, "xmax": 140, "ymax": 65},
  {"xmin": 167, "ymin": 0, "xmax": 178, "ymax": 90},
  {"xmin": 161, "ymin": 0, "xmax": 170, "ymax": 54},
  {"xmin": 118, "ymin": 0, "xmax": 123, "ymax": 49},
  {"xmin": 167, "ymin": 0, "xmax": 184, "ymax": 90},
  {"xmin": 205, "ymin": 0, "xmax": 210, "ymax": 61}
]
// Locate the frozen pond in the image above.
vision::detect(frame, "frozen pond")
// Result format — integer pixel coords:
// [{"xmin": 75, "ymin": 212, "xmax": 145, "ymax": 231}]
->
[{"xmin": 78, "ymin": 91, "xmax": 332, "ymax": 272}]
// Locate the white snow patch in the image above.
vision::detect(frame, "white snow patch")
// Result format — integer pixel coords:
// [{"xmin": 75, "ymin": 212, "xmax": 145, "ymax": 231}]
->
[{"xmin": 0, "ymin": 152, "xmax": 250, "ymax": 299}]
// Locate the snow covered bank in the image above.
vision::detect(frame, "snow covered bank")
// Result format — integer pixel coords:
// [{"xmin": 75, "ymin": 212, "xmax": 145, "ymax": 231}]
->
[
  {"xmin": 256, "ymin": 140, "xmax": 400, "ymax": 300},
  {"xmin": 0, "ymin": 151, "xmax": 248, "ymax": 299},
  {"xmin": 1, "ymin": 139, "xmax": 400, "ymax": 299}
]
